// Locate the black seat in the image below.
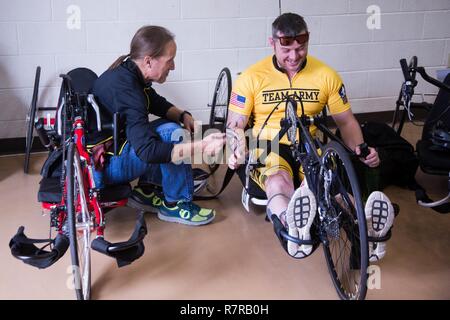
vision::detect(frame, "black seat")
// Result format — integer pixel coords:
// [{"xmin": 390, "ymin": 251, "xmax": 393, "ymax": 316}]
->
[
  {"xmin": 416, "ymin": 140, "xmax": 450, "ymax": 173},
  {"xmin": 55, "ymin": 68, "xmax": 100, "ymax": 137},
  {"xmin": 236, "ymin": 166, "xmax": 267, "ymax": 200},
  {"xmin": 39, "ymin": 67, "xmax": 130, "ymax": 205},
  {"xmin": 66, "ymin": 68, "xmax": 98, "ymax": 93},
  {"xmin": 416, "ymin": 73, "xmax": 450, "ymax": 174},
  {"xmin": 414, "ymin": 72, "xmax": 450, "ymax": 213}
]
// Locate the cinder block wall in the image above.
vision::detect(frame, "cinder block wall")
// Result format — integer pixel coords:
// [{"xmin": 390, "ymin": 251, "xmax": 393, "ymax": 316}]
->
[{"xmin": 0, "ymin": 0, "xmax": 449, "ymax": 139}]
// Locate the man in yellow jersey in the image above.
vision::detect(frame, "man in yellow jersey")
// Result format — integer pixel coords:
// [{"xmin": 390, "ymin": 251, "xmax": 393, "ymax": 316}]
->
[{"xmin": 227, "ymin": 13, "xmax": 395, "ymax": 261}]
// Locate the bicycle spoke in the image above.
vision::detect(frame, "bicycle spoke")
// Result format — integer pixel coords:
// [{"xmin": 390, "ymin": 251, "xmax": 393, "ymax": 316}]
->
[
  {"xmin": 320, "ymin": 141, "xmax": 368, "ymax": 300},
  {"xmin": 208, "ymin": 68, "xmax": 231, "ymax": 173},
  {"xmin": 68, "ymin": 143, "xmax": 91, "ymax": 300}
]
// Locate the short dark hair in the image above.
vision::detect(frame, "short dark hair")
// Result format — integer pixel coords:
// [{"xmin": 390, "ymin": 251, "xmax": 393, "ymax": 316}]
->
[{"xmin": 272, "ymin": 13, "xmax": 308, "ymax": 38}]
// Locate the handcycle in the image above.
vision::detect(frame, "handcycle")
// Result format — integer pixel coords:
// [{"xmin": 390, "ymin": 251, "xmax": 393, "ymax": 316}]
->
[
  {"xmin": 10, "ymin": 68, "xmax": 148, "ymax": 300},
  {"xmin": 205, "ymin": 67, "xmax": 378, "ymax": 299},
  {"xmin": 12, "ymin": 65, "xmax": 234, "ymax": 299},
  {"xmin": 233, "ymin": 95, "xmax": 387, "ymax": 300},
  {"xmin": 392, "ymin": 56, "xmax": 450, "ymax": 136},
  {"xmin": 393, "ymin": 56, "xmax": 450, "ymax": 213}
]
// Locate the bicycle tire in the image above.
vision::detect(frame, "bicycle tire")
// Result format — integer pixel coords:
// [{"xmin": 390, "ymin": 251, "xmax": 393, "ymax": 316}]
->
[
  {"xmin": 392, "ymin": 89, "xmax": 405, "ymax": 134},
  {"xmin": 319, "ymin": 141, "xmax": 368, "ymax": 300},
  {"xmin": 285, "ymin": 97, "xmax": 298, "ymax": 144},
  {"xmin": 208, "ymin": 67, "xmax": 232, "ymax": 173},
  {"xmin": 66, "ymin": 142, "xmax": 92, "ymax": 300},
  {"xmin": 24, "ymin": 66, "xmax": 41, "ymax": 174}
]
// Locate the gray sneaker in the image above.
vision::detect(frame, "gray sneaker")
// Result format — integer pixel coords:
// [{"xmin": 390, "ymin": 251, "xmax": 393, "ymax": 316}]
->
[
  {"xmin": 285, "ymin": 185, "xmax": 317, "ymax": 258},
  {"xmin": 365, "ymin": 191, "xmax": 394, "ymax": 262}
]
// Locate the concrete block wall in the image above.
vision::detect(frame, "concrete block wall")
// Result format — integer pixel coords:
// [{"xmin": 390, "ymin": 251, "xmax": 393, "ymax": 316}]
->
[{"xmin": 0, "ymin": 0, "xmax": 449, "ymax": 139}]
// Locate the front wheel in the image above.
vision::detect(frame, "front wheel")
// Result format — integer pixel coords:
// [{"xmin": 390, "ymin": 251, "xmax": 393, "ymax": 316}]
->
[
  {"xmin": 208, "ymin": 67, "xmax": 232, "ymax": 173},
  {"xmin": 319, "ymin": 141, "xmax": 368, "ymax": 300},
  {"xmin": 66, "ymin": 142, "xmax": 92, "ymax": 300}
]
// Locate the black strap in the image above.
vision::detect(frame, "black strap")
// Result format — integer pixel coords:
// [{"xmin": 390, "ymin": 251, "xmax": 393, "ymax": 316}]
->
[
  {"xmin": 368, "ymin": 230, "xmax": 392, "ymax": 243},
  {"xmin": 193, "ymin": 167, "xmax": 236, "ymax": 200},
  {"xmin": 9, "ymin": 226, "xmax": 69, "ymax": 269},
  {"xmin": 194, "ymin": 139, "xmax": 279, "ymax": 201},
  {"xmin": 271, "ymin": 214, "xmax": 288, "ymax": 251}
]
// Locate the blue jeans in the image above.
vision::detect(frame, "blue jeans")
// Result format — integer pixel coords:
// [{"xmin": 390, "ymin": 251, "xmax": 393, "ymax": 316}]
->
[{"xmin": 93, "ymin": 119, "xmax": 193, "ymax": 203}]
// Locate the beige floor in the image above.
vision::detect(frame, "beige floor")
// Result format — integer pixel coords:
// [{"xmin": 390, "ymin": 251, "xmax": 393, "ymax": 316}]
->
[{"xmin": 0, "ymin": 123, "xmax": 449, "ymax": 300}]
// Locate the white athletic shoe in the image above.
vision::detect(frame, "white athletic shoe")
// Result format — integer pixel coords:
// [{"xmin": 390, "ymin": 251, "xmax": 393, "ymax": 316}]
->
[
  {"xmin": 365, "ymin": 191, "xmax": 395, "ymax": 262},
  {"xmin": 285, "ymin": 185, "xmax": 317, "ymax": 258}
]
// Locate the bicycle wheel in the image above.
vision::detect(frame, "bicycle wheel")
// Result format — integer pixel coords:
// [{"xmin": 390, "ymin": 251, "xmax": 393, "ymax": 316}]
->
[
  {"xmin": 66, "ymin": 142, "xmax": 92, "ymax": 300},
  {"xmin": 319, "ymin": 141, "xmax": 368, "ymax": 300},
  {"xmin": 24, "ymin": 66, "xmax": 41, "ymax": 174},
  {"xmin": 208, "ymin": 67, "xmax": 232, "ymax": 173},
  {"xmin": 285, "ymin": 97, "xmax": 298, "ymax": 145}
]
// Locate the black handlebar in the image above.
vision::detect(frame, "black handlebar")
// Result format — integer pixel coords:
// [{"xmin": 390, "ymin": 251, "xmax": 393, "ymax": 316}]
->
[
  {"xmin": 358, "ymin": 143, "xmax": 370, "ymax": 159},
  {"xmin": 399, "ymin": 57, "xmax": 450, "ymax": 93},
  {"xmin": 400, "ymin": 58, "xmax": 411, "ymax": 81},
  {"xmin": 416, "ymin": 67, "xmax": 450, "ymax": 93}
]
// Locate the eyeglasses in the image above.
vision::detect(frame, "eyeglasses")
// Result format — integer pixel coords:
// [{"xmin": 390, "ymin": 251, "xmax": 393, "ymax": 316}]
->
[{"xmin": 275, "ymin": 32, "xmax": 310, "ymax": 46}]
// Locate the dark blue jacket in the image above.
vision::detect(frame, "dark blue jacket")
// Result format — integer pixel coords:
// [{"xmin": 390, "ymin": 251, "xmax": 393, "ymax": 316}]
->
[{"xmin": 92, "ymin": 58, "xmax": 174, "ymax": 163}]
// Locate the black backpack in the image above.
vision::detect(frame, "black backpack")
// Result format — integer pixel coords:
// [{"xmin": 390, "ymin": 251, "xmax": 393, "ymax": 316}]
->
[
  {"xmin": 336, "ymin": 120, "xmax": 419, "ymax": 197},
  {"xmin": 359, "ymin": 121, "xmax": 419, "ymax": 189}
]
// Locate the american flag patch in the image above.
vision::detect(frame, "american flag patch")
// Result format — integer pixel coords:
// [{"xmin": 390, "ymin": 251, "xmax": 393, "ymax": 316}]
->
[{"xmin": 230, "ymin": 92, "xmax": 246, "ymax": 109}]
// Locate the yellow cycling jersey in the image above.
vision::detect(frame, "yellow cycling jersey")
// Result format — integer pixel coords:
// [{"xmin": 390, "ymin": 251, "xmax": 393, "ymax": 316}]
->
[{"xmin": 229, "ymin": 55, "xmax": 351, "ymax": 144}]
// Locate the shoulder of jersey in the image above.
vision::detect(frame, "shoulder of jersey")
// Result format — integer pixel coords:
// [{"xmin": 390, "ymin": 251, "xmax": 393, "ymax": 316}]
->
[
  {"xmin": 306, "ymin": 55, "xmax": 337, "ymax": 75},
  {"xmin": 241, "ymin": 55, "xmax": 274, "ymax": 77}
]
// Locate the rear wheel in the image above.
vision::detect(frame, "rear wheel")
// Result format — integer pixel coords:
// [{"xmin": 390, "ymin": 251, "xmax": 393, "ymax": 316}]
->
[
  {"xmin": 319, "ymin": 141, "xmax": 368, "ymax": 300},
  {"xmin": 208, "ymin": 67, "xmax": 232, "ymax": 173},
  {"xmin": 66, "ymin": 142, "xmax": 92, "ymax": 300},
  {"xmin": 24, "ymin": 66, "xmax": 41, "ymax": 174}
]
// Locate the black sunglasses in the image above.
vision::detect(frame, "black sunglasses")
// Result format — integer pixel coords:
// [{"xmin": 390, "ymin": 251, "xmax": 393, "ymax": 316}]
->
[{"xmin": 276, "ymin": 32, "xmax": 310, "ymax": 46}]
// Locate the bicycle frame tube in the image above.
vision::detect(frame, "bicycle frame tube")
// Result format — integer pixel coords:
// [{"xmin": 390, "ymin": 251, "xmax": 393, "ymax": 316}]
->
[
  {"xmin": 73, "ymin": 117, "xmax": 105, "ymax": 237},
  {"xmin": 287, "ymin": 110, "xmax": 344, "ymax": 220}
]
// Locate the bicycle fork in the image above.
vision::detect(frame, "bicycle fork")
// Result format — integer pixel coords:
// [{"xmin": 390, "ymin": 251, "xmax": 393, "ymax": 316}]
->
[{"xmin": 318, "ymin": 166, "xmax": 341, "ymax": 241}]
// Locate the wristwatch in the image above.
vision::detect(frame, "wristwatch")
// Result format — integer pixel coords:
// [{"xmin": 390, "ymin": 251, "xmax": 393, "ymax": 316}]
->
[{"xmin": 179, "ymin": 110, "xmax": 192, "ymax": 123}]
